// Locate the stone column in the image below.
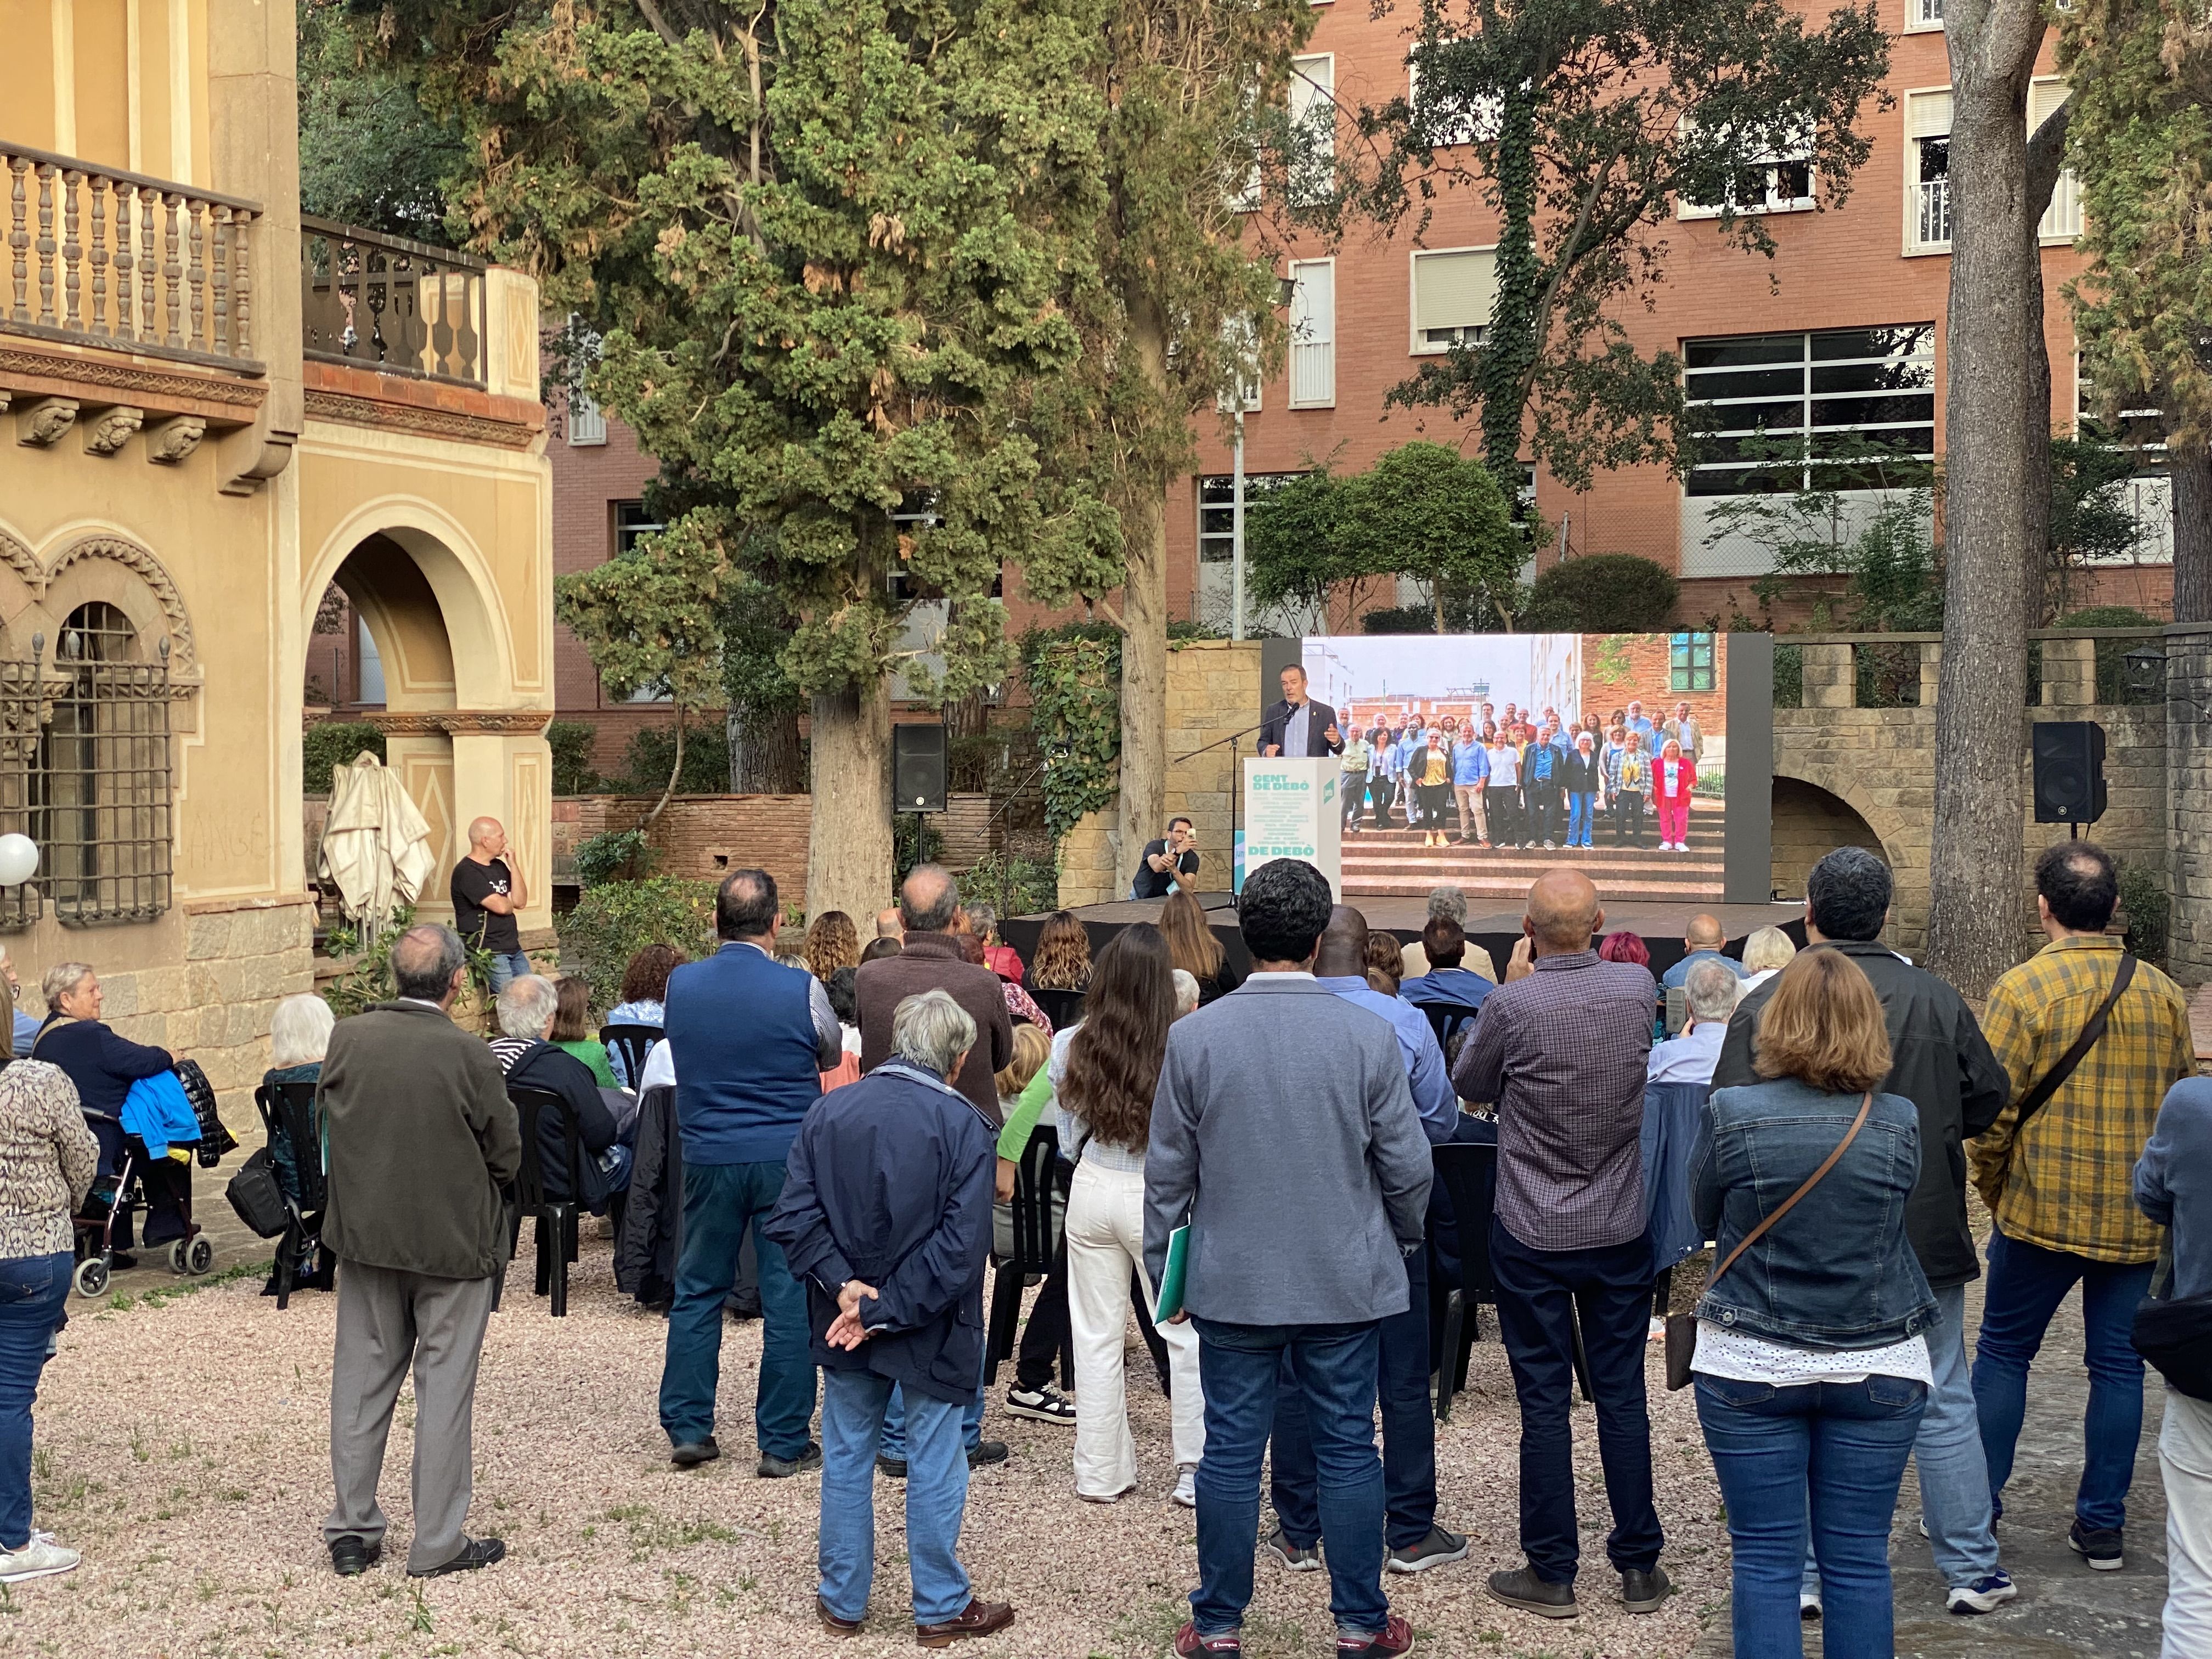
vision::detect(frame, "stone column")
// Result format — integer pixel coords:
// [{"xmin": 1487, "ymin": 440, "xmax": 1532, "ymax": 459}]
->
[
  {"xmin": 2040, "ymin": 636, "xmax": 2096, "ymax": 707},
  {"xmin": 1918, "ymin": 641, "xmax": 1942, "ymax": 706},
  {"xmin": 449, "ymin": 723, "xmax": 555, "ymax": 941},
  {"xmin": 2168, "ymin": 625, "xmax": 2212, "ymax": 986},
  {"xmin": 1801, "ymin": 643, "xmax": 1856, "ymax": 708}
]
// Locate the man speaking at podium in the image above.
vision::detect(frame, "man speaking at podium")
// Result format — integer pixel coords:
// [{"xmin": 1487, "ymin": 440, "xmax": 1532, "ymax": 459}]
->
[{"xmin": 1260, "ymin": 664, "xmax": 1345, "ymax": 759}]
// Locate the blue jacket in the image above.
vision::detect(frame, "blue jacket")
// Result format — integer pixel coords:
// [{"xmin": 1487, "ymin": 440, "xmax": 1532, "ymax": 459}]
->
[
  {"xmin": 665, "ymin": 941, "xmax": 823, "ymax": 1165},
  {"xmin": 2137, "ymin": 1077, "xmax": 2212, "ymax": 1301},
  {"xmin": 121, "ymin": 1070, "xmax": 200, "ymax": 1159},
  {"xmin": 765, "ymin": 1060, "xmax": 996, "ymax": 1404},
  {"xmin": 1662, "ymin": 947, "xmax": 1749, "ymax": 991},
  {"xmin": 1525, "ymin": 736, "xmax": 1562, "ymax": 784},
  {"xmin": 1691, "ymin": 1079, "xmax": 1937, "ymax": 1348},
  {"xmin": 1316, "ymin": 977, "xmax": 1457, "ymax": 1142},
  {"xmin": 1401, "ymin": 967, "xmax": 1492, "ymax": 1014}
]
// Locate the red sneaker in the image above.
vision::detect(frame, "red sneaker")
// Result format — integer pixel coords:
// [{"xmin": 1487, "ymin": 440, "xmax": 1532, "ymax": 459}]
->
[
  {"xmin": 1338, "ymin": 1614, "xmax": 1414, "ymax": 1657},
  {"xmin": 1172, "ymin": 1622, "xmax": 1243, "ymax": 1655}
]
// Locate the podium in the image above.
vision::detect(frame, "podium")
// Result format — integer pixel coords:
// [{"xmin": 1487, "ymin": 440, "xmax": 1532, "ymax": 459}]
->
[{"xmin": 1239, "ymin": 756, "xmax": 1342, "ymax": 898}]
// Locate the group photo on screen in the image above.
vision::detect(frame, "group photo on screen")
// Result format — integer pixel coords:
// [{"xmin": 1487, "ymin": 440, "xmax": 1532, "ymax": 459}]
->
[{"xmin": 1300, "ymin": 632, "xmax": 1730, "ymax": 902}]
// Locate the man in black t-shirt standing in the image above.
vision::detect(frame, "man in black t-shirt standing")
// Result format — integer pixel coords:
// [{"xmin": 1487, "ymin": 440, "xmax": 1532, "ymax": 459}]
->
[
  {"xmin": 452, "ymin": 816, "xmax": 532, "ymax": 992},
  {"xmin": 1132, "ymin": 816, "xmax": 1200, "ymax": 900}
]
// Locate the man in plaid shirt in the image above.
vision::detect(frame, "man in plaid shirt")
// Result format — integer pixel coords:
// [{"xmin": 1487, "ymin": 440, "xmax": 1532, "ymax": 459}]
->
[{"xmin": 1970, "ymin": 840, "xmax": 2195, "ymax": 1573}]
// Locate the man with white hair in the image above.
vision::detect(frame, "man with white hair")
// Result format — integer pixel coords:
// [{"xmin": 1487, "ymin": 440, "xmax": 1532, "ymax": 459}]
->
[
  {"xmin": 0, "ymin": 945, "xmax": 38, "ymax": 1053},
  {"xmin": 487, "ymin": 975, "xmax": 629, "ymax": 1210},
  {"xmin": 767, "ymin": 989, "xmax": 1014, "ymax": 1647},
  {"xmin": 1645, "ymin": 957, "xmax": 1737, "ymax": 1086}
]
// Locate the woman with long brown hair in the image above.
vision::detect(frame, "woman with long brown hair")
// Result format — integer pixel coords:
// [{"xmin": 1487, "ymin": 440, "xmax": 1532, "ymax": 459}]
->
[
  {"xmin": 1025, "ymin": 911, "xmax": 1092, "ymax": 993},
  {"xmin": 802, "ymin": 910, "xmax": 860, "ymax": 981},
  {"xmin": 1057, "ymin": 924, "xmax": 1203, "ymax": 1504},
  {"xmin": 1158, "ymin": 890, "xmax": 1243, "ymax": 1006}
]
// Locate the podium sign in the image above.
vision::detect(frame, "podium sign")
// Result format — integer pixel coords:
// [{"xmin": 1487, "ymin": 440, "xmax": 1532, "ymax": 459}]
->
[{"xmin": 1240, "ymin": 756, "xmax": 1342, "ymax": 898}]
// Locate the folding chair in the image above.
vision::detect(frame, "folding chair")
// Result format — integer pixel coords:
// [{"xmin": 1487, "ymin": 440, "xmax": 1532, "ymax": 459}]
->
[
  {"xmin": 1419, "ymin": 1000, "xmax": 1484, "ymax": 1056},
  {"xmin": 507, "ymin": 1085, "xmax": 585, "ymax": 1317}
]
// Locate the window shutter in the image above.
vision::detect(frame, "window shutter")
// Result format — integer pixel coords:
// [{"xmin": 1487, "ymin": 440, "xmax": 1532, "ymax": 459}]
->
[
  {"xmin": 1290, "ymin": 55, "xmax": 1334, "ymax": 132},
  {"xmin": 1906, "ymin": 89, "xmax": 1953, "ymax": 139},
  {"xmin": 2028, "ymin": 78, "xmax": 2070, "ymax": 130},
  {"xmin": 568, "ymin": 391, "xmax": 607, "ymax": 445},
  {"xmin": 1413, "ymin": 249, "xmax": 1497, "ymax": 336},
  {"xmin": 1289, "ymin": 260, "xmax": 1335, "ymax": 407}
]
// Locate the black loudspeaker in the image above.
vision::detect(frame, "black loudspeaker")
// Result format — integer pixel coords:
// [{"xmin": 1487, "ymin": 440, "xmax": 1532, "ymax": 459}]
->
[
  {"xmin": 2032, "ymin": 720, "xmax": 2107, "ymax": 825},
  {"xmin": 892, "ymin": 724, "xmax": 948, "ymax": 813}
]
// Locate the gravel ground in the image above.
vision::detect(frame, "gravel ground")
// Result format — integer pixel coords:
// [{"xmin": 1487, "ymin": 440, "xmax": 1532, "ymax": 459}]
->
[{"xmin": 13, "ymin": 1239, "xmax": 1726, "ymax": 1658}]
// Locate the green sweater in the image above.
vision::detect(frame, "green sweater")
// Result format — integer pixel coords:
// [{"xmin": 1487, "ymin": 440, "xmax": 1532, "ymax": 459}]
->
[{"xmin": 998, "ymin": 1064, "xmax": 1055, "ymax": 1161}]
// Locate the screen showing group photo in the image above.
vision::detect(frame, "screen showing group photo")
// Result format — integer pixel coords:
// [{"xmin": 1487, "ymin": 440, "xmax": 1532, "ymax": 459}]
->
[{"xmin": 1300, "ymin": 632, "xmax": 1764, "ymax": 905}]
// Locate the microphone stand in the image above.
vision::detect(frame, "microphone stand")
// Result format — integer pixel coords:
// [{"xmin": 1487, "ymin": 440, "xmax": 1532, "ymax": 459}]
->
[{"xmin": 1172, "ymin": 720, "xmax": 1271, "ymax": 898}]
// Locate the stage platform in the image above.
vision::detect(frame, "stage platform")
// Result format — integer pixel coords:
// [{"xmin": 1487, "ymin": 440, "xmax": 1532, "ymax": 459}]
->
[{"xmin": 1005, "ymin": 896, "xmax": 1806, "ymax": 983}]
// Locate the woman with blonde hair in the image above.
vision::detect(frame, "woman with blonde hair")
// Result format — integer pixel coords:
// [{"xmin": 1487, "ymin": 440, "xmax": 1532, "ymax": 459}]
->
[
  {"xmin": 1737, "ymin": 926, "xmax": 1798, "ymax": 996},
  {"xmin": 1690, "ymin": 948, "xmax": 1936, "ymax": 1658},
  {"xmin": 803, "ymin": 910, "xmax": 861, "ymax": 981},
  {"xmin": 1159, "ymin": 890, "xmax": 1243, "ymax": 1007},
  {"xmin": 1025, "ymin": 911, "xmax": 1093, "ymax": 993}
]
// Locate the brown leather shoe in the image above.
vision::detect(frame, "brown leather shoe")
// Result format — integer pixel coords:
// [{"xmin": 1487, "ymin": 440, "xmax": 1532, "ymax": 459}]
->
[
  {"xmin": 817, "ymin": 1594, "xmax": 863, "ymax": 1636},
  {"xmin": 915, "ymin": 1598, "xmax": 1015, "ymax": 1647}
]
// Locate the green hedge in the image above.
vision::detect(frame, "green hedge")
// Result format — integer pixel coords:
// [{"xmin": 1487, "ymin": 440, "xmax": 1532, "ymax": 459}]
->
[
  {"xmin": 555, "ymin": 876, "xmax": 718, "ymax": 1011},
  {"xmin": 304, "ymin": 722, "xmax": 387, "ymax": 794},
  {"xmin": 547, "ymin": 720, "xmax": 603, "ymax": 795}
]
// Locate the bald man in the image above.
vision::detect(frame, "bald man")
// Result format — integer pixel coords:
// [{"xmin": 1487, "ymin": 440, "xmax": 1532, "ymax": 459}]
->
[
  {"xmin": 1658, "ymin": 912, "xmax": 1748, "ymax": 992},
  {"xmin": 1451, "ymin": 870, "xmax": 1670, "ymax": 1619},
  {"xmin": 452, "ymin": 817, "xmax": 531, "ymax": 994},
  {"xmin": 875, "ymin": 906, "xmax": 904, "ymax": 940}
]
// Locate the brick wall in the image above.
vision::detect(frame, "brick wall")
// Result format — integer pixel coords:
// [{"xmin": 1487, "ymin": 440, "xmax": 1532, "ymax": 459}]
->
[{"xmin": 1580, "ymin": 633, "xmax": 1729, "ymax": 738}]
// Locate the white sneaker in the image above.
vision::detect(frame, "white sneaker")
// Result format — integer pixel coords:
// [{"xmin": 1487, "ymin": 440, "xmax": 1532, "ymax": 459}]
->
[
  {"xmin": 1172, "ymin": 1465, "xmax": 1198, "ymax": 1509},
  {"xmin": 0, "ymin": 1532, "xmax": 80, "ymax": 1583}
]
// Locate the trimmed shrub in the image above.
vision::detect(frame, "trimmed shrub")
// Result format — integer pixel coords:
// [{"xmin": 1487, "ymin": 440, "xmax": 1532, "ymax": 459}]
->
[
  {"xmin": 556, "ymin": 876, "xmax": 718, "ymax": 1011},
  {"xmin": 303, "ymin": 721, "xmax": 386, "ymax": 795},
  {"xmin": 548, "ymin": 720, "xmax": 603, "ymax": 795},
  {"xmin": 1521, "ymin": 554, "xmax": 1680, "ymax": 633}
]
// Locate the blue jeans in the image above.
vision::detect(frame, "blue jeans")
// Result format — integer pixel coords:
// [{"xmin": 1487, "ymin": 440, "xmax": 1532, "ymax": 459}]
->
[
  {"xmin": 879, "ymin": 1341, "xmax": 986, "ymax": 1460},
  {"xmin": 1567, "ymin": 792, "xmax": 1596, "ymax": 847},
  {"xmin": 1190, "ymin": 1317, "xmax": 1389, "ymax": 1639},
  {"xmin": 1972, "ymin": 1224, "xmax": 2155, "ymax": 1533},
  {"xmin": 486, "ymin": 951, "xmax": 532, "ymax": 996},
  {"xmin": 1272, "ymin": 1248, "xmax": 1435, "ymax": 1550},
  {"xmin": 1698, "ymin": 1373, "xmax": 1927, "ymax": 1659},
  {"xmin": 658, "ymin": 1160, "xmax": 817, "ymax": 1458},
  {"xmin": 1489, "ymin": 1217, "xmax": 1664, "ymax": 1583},
  {"xmin": 0, "ymin": 1252, "xmax": 70, "ymax": 1550},
  {"xmin": 1803, "ymin": 1283, "xmax": 1998, "ymax": 1596},
  {"xmin": 819, "ymin": 1367, "xmax": 973, "ymax": 1626}
]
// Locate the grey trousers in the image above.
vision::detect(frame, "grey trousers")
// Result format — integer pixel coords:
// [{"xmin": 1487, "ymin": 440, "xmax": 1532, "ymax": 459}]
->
[{"xmin": 324, "ymin": 1259, "xmax": 496, "ymax": 1572}]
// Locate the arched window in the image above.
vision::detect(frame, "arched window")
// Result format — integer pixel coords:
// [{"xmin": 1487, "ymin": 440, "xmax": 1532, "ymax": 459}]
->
[{"xmin": 41, "ymin": 602, "xmax": 173, "ymax": 924}]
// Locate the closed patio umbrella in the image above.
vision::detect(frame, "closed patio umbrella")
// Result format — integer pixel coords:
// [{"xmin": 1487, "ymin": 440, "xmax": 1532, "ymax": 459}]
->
[{"xmin": 316, "ymin": 751, "xmax": 435, "ymax": 941}]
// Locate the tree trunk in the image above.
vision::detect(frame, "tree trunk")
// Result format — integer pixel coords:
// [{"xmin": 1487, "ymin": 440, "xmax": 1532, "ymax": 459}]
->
[
  {"xmin": 1926, "ymin": 2, "xmax": 2048, "ymax": 996},
  {"xmin": 730, "ymin": 703, "xmax": 805, "ymax": 793},
  {"xmin": 1115, "ymin": 300, "xmax": 1171, "ymax": 891},
  {"xmin": 806, "ymin": 680, "xmax": 893, "ymax": 924},
  {"xmin": 639, "ymin": 710, "xmax": 687, "ymax": 829},
  {"xmin": 2023, "ymin": 241, "xmax": 2054, "ymax": 629},
  {"xmin": 2174, "ymin": 443, "xmax": 2212, "ymax": 624}
]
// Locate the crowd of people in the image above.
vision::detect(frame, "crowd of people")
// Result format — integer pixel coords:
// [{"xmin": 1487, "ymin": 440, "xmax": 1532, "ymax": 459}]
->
[{"xmin": 2, "ymin": 820, "xmax": 2210, "ymax": 1659}]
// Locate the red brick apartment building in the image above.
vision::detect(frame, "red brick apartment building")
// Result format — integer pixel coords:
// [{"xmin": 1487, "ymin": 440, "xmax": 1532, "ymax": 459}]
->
[{"xmin": 527, "ymin": 0, "xmax": 2173, "ymax": 761}]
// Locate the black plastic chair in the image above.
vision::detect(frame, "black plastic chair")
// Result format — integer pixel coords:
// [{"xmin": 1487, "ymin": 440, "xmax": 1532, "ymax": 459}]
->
[
  {"xmin": 599, "ymin": 1023, "xmax": 663, "ymax": 1090},
  {"xmin": 1429, "ymin": 1139, "xmax": 1594, "ymax": 1419},
  {"xmin": 251, "ymin": 1078, "xmax": 328, "ymax": 1310},
  {"xmin": 1419, "ymin": 1000, "xmax": 1485, "ymax": 1057},
  {"xmin": 508, "ymin": 1085, "xmax": 585, "ymax": 1317},
  {"xmin": 1030, "ymin": 988, "xmax": 1086, "ymax": 1032},
  {"xmin": 985, "ymin": 1123, "xmax": 1063, "ymax": 1384}
]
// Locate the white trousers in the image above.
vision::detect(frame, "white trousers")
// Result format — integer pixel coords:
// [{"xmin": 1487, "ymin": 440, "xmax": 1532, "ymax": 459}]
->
[
  {"xmin": 1065, "ymin": 1158, "xmax": 1204, "ymax": 1498},
  {"xmin": 2164, "ymin": 1389, "xmax": 2212, "ymax": 1659}
]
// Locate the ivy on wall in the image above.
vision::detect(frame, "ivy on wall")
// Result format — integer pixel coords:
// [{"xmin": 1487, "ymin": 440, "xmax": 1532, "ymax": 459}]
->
[{"xmin": 1021, "ymin": 624, "xmax": 1122, "ymax": 841}]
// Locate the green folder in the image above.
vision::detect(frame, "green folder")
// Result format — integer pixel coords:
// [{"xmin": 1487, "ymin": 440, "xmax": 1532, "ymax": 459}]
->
[{"xmin": 1153, "ymin": 1224, "xmax": 1191, "ymax": 1323}]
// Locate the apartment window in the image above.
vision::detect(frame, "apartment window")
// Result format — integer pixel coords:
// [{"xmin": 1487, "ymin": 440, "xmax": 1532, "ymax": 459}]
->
[
  {"xmin": 1198, "ymin": 472, "xmax": 1306, "ymax": 562},
  {"xmin": 43, "ymin": 603, "xmax": 173, "ymax": 926},
  {"xmin": 1679, "ymin": 121, "xmax": 1817, "ymax": 219},
  {"xmin": 2033, "ymin": 79, "xmax": 2081, "ymax": 242},
  {"xmin": 356, "ymin": 613, "xmax": 386, "ymax": 704},
  {"xmin": 1288, "ymin": 55, "xmax": 1335, "ymax": 206},
  {"xmin": 612, "ymin": 503, "xmax": 673, "ymax": 702},
  {"xmin": 1905, "ymin": 90, "xmax": 1953, "ymax": 250},
  {"xmin": 1670, "ymin": 631, "xmax": 1717, "ymax": 693},
  {"xmin": 1908, "ymin": 0, "xmax": 1943, "ymax": 30},
  {"xmin": 568, "ymin": 390, "xmax": 607, "ymax": 446},
  {"xmin": 1288, "ymin": 259, "xmax": 1335, "ymax": 408},
  {"xmin": 1410, "ymin": 247, "xmax": 1496, "ymax": 354},
  {"xmin": 1405, "ymin": 60, "xmax": 1498, "ymax": 150},
  {"xmin": 1682, "ymin": 325, "xmax": 1936, "ymax": 496}
]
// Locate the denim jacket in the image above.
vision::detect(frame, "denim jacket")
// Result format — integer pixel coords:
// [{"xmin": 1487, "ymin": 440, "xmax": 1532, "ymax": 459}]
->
[{"xmin": 1690, "ymin": 1078, "xmax": 1938, "ymax": 1348}]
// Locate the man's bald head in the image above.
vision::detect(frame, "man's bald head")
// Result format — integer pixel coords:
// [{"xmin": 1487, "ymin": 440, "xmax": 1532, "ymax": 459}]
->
[
  {"xmin": 1684, "ymin": 913, "xmax": 1725, "ymax": 951},
  {"xmin": 1525, "ymin": 868, "xmax": 1602, "ymax": 955},
  {"xmin": 467, "ymin": 816, "xmax": 504, "ymax": 852},
  {"xmin": 900, "ymin": 863, "xmax": 962, "ymax": 934},
  {"xmin": 1313, "ymin": 904, "xmax": 1370, "ymax": 979},
  {"xmin": 391, "ymin": 923, "xmax": 466, "ymax": 1004},
  {"xmin": 875, "ymin": 905, "xmax": 903, "ymax": 939}
]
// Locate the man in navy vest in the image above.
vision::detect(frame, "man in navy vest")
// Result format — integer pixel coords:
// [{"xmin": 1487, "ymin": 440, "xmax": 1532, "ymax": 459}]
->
[{"xmin": 657, "ymin": 868, "xmax": 844, "ymax": 1477}]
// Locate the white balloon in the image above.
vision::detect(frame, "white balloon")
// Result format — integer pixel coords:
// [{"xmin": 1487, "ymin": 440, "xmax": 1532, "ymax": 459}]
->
[{"xmin": 0, "ymin": 833, "xmax": 39, "ymax": 887}]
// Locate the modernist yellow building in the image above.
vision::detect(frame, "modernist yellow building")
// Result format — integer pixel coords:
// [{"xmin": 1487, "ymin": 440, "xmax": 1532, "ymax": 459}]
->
[{"xmin": 0, "ymin": 0, "xmax": 552, "ymax": 1119}]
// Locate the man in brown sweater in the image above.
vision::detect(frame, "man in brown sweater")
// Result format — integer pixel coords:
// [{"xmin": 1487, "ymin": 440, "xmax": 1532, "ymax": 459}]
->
[
  {"xmin": 320, "ymin": 924, "xmax": 521, "ymax": 1581},
  {"xmin": 855, "ymin": 865, "xmax": 1013, "ymax": 1121}
]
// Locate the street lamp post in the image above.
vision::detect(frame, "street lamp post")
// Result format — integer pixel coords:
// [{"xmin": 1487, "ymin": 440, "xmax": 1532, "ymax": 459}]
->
[{"xmin": 1231, "ymin": 400, "xmax": 1248, "ymax": 641}]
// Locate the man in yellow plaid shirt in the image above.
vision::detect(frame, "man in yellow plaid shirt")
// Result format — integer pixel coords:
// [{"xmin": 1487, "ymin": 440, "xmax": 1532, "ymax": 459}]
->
[{"xmin": 1970, "ymin": 842, "xmax": 2194, "ymax": 1573}]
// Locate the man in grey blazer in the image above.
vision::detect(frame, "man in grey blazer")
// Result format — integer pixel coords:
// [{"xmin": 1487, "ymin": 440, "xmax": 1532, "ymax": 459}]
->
[
  {"xmin": 320, "ymin": 924, "xmax": 521, "ymax": 1579},
  {"xmin": 1146, "ymin": 859, "xmax": 1432, "ymax": 1659}
]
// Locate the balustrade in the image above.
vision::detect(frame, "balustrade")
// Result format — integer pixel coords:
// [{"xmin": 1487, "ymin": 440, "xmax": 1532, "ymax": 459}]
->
[{"xmin": 300, "ymin": 216, "xmax": 487, "ymax": 387}]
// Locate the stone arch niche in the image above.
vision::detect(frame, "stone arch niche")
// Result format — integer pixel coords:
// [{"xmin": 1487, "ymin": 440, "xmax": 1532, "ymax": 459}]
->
[
  {"xmin": 302, "ymin": 515, "xmax": 543, "ymax": 926},
  {"xmin": 1770, "ymin": 775, "xmax": 1892, "ymax": 900}
]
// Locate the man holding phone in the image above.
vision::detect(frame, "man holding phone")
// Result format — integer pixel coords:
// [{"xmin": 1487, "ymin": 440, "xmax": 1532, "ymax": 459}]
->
[{"xmin": 1134, "ymin": 818, "xmax": 1201, "ymax": 900}]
